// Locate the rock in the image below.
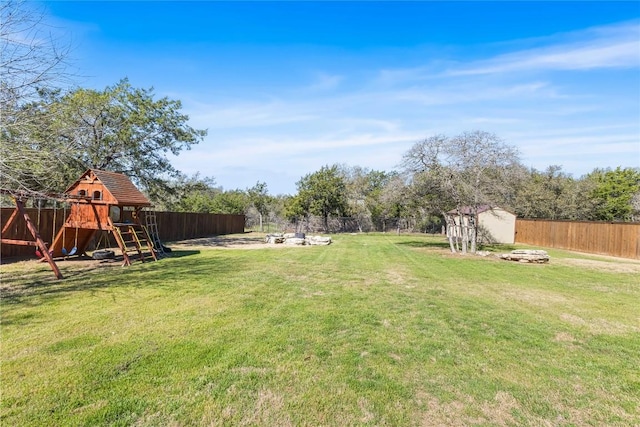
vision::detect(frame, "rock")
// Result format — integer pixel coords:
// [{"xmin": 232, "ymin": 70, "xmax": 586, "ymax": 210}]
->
[
  {"xmin": 284, "ymin": 237, "xmax": 306, "ymax": 245},
  {"xmin": 500, "ymin": 249, "xmax": 550, "ymax": 263},
  {"xmin": 265, "ymin": 233, "xmax": 285, "ymax": 244},
  {"xmin": 265, "ymin": 233, "xmax": 332, "ymax": 246},
  {"xmin": 307, "ymin": 236, "xmax": 332, "ymax": 246}
]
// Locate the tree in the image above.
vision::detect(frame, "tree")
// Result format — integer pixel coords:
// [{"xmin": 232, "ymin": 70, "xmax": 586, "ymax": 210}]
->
[
  {"xmin": 294, "ymin": 165, "xmax": 349, "ymax": 231},
  {"xmin": 379, "ymin": 173, "xmax": 414, "ymax": 232},
  {"xmin": 0, "ymin": 0, "xmax": 72, "ymax": 194},
  {"xmin": 247, "ymin": 181, "xmax": 272, "ymax": 231},
  {"xmin": 338, "ymin": 165, "xmax": 397, "ymax": 231},
  {"xmin": 159, "ymin": 174, "xmax": 250, "ymax": 215},
  {"xmin": 161, "ymin": 173, "xmax": 220, "ymax": 212},
  {"xmin": 11, "ymin": 79, "xmax": 207, "ymax": 198},
  {"xmin": 585, "ymin": 167, "xmax": 640, "ymax": 221},
  {"xmin": 402, "ymin": 131, "xmax": 521, "ymax": 253},
  {"xmin": 512, "ymin": 165, "xmax": 584, "ymax": 220},
  {"xmin": 209, "ymin": 190, "xmax": 249, "ymax": 215}
]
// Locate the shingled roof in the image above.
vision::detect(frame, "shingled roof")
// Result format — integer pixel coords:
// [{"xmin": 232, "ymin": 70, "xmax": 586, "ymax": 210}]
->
[{"xmin": 65, "ymin": 169, "xmax": 151, "ymax": 207}]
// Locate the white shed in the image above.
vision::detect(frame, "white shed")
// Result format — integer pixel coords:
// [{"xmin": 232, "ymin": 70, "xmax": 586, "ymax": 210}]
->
[{"xmin": 446, "ymin": 205, "xmax": 516, "ymax": 244}]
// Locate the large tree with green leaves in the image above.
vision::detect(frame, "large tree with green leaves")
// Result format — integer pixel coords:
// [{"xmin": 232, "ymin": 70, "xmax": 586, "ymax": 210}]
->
[
  {"xmin": 2, "ymin": 79, "xmax": 206, "ymax": 200},
  {"xmin": 338, "ymin": 165, "xmax": 397, "ymax": 231},
  {"xmin": 291, "ymin": 165, "xmax": 349, "ymax": 231},
  {"xmin": 585, "ymin": 167, "xmax": 640, "ymax": 221},
  {"xmin": 52, "ymin": 79, "xmax": 204, "ymax": 195}
]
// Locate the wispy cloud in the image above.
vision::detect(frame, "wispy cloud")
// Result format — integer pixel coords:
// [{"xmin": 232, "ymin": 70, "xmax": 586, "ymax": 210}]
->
[
  {"xmin": 304, "ymin": 72, "xmax": 344, "ymax": 92},
  {"xmin": 188, "ymin": 100, "xmax": 317, "ymax": 129},
  {"xmin": 391, "ymin": 81, "xmax": 556, "ymax": 106},
  {"xmin": 450, "ymin": 21, "xmax": 640, "ymax": 75}
]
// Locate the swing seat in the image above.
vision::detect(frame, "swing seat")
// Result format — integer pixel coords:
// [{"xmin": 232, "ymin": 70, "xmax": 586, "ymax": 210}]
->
[{"xmin": 68, "ymin": 247, "xmax": 78, "ymax": 256}]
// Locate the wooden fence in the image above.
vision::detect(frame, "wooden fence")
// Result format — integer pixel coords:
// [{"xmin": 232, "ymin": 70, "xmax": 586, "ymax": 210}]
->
[
  {"xmin": 515, "ymin": 219, "xmax": 640, "ymax": 260},
  {"xmin": 0, "ymin": 208, "xmax": 245, "ymax": 259}
]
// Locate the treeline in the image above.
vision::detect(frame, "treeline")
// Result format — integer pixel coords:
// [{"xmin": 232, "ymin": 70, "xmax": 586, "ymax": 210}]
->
[{"xmin": 155, "ymin": 147, "xmax": 640, "ymax": 235}]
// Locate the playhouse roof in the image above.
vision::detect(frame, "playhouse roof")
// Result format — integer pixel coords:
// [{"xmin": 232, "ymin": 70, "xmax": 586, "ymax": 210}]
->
[{"xmin": 65, "ymin": 169, "xmax": 151, "ymax": 207}]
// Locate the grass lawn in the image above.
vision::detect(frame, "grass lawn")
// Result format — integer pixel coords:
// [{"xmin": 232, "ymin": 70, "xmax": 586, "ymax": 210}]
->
[{"xmin": 1, "ymin": 233, "xmax": 639, "ymax": 426}]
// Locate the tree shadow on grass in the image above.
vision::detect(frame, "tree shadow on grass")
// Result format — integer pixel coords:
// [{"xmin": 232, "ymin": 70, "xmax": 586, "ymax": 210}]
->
[
  {"xmin": 479, "ymin": 243, "xmax": 518, "ymax": 252},
  {"xmin": 396, "ymin": 240, "xmax": 452, "ymax": 250},
  {"xmin": 0, "ymin": 249, "xmax": 234, "ymax": 318},
  {"xmin": 162, "ymin": 249, "xmax": 200, "ymax": 258},
  {"xmin": 397, "ymin": 240, "xmax": 519, "ymax": 253}
]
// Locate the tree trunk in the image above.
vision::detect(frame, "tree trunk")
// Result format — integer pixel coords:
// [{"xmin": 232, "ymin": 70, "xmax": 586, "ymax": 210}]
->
[
  {"xmin": 459, "ymin": 212, "xmax": 468, "ymax": 254},
  {"xmin": 470, "ymin": 211, "xmax": 477, "ymax": 253},
  {"xmin": 445, "ymin": 214, "xmax": 457, "ymax": 253},
  {"xmin": 470, "ymin": 226, "xmax": 477, "ymax": 253}
]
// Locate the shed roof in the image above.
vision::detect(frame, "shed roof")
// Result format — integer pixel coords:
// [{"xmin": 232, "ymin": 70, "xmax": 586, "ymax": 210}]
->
[
  {"xmin": 447, "ymin": 205, "xmax": 493, "ymax": 215},
  {"xmin": 65, "ymin": 169, "xmax": 151, "ymax": 207}
]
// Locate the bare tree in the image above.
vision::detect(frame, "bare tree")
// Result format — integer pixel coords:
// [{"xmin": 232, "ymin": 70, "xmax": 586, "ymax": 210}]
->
[
  {"xmin": 1, "ymin": 1, "xmax": 71, "ymax": 106},
  {"xmin": 402, "ymin": 131, "xmax": 521, "ymax": 253},
  {"xmin": 1, "ymin": 0, "xmax": 72, "ymax": 195}
]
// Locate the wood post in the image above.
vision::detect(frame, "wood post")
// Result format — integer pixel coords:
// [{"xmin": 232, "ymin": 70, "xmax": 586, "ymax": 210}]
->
[{"xmin": 0, "ymin": 198, "xmax": 63, "ymax": 279}]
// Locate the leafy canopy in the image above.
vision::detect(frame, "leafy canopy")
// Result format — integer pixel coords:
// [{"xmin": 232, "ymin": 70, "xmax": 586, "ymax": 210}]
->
[{"xmin": 1, "ymin": 78, "xmax": 206, "ymax": 199}]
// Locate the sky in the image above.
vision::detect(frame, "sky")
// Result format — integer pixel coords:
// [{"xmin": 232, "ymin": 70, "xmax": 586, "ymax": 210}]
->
[{"xmin": 40, "ymin": 1, "xmax": 640, "ymax": 195}]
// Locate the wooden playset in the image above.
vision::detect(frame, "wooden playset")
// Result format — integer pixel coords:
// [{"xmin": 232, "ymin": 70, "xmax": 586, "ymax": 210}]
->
[{"xmin": 1, "ymin": 169, "xmax": 160, "ymax": 279}]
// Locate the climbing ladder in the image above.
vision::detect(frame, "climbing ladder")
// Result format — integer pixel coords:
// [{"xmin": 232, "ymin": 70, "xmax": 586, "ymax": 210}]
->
[
  {"xmin": 144, "ymin": 210, "xmax": 165, "ymax": 256},
  {"xmin": 110, "ymin": 220, "xmax": 157, "ymax": 266}
]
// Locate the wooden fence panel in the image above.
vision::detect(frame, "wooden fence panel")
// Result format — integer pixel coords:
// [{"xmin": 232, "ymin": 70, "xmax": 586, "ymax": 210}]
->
[
  {"xmin": 515, "ymin": 219, "xmax": 640, "ymax": 260},
  {"xmin": 1, "ymin": 208, "xmax": 66, "ymax": 259},
  {"xmin": 1, "ymin": 208, "xmax": 245, "ymax": 259}
]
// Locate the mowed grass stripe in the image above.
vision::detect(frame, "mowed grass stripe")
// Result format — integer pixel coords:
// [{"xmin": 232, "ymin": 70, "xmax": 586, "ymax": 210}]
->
[{"xmin": 1, "ymin": 233, "xmax": 638, "ymax": 426}]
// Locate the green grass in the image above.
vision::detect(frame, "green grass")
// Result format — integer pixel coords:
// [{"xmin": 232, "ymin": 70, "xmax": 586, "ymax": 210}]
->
[{"xmin": 2, "ymin": 233, "xmax": 639, "ymax": 426}]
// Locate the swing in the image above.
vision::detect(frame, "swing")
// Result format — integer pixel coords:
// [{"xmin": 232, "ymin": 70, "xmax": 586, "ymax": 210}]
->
[
  {"xmin": 68, "ymin": 225, "xmax": 79, "ymax": 256},
  {"xmin": 68, "ymin": 201, "xmax": 80, "ymax": 256},
  {"xmin": 61, "ymin": 203, "xmax": 69, "ymax": 256},
  {"xmin": 34, "ymin": 199, "xmax": 43, "ymax": 258},
  {"xmin": 67, "ymin": 201, "xmax": 80, "ymax": 256},
  {"xmin": 49, "ymin": 200, "xmax": 57, "ymax": 256}
]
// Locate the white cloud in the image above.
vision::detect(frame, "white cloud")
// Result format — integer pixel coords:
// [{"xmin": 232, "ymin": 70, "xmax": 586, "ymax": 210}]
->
[
  {"xmin": 189, "ymin": 101, "xmax": 317, "ymax": 129},
  {"xmin": 304, "ymin": 72, "xmax": 344, "ymax": 92},
  {"xmin": 450, "ymin": 21, "xmax": 640, "ymax": 76}
]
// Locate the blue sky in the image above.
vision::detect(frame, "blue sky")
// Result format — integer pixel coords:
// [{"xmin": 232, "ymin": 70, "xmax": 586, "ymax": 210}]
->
[{"xmin": 41, "ymin": 1, "xmax": 640, "ymax": 195}]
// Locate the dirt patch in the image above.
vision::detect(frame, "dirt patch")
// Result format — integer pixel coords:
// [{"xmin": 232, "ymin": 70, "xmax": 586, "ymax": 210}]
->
[
  {"xmin": 553, "ymin": 332, "xmax": 577, "ymax": 343},
  {"xmin": 418, "ymin": 391, "xmax": 520, "ymax": 427},
  {"xmin": 555, "ymin": 258, "xmax": 640, "ymax": 273},
  {"xmin": 412, "ymin": 245, "xmax": 640, "ymax": 271},
  {"xmin": 169, "ymin": 233, "xmax": 305, "ymax": 250},
  {"xmin": 559, "ymin": 312, "xmax": 639, "ymax": 335},
  {"xmin": 501, "ymin": 289, "xmax": 569, "ymax": 307}
]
